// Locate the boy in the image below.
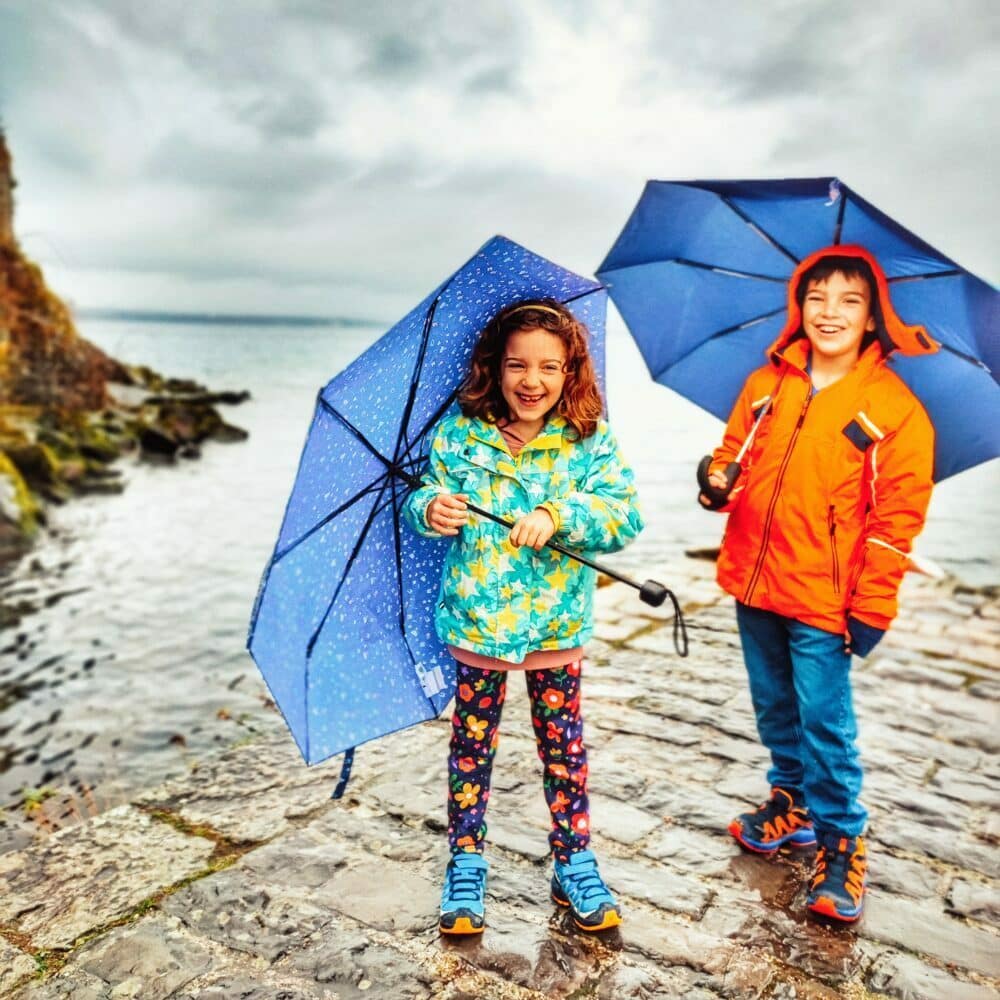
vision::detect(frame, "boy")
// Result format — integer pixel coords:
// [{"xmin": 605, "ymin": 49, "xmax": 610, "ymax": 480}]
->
[{"xmin": 699, "ymin": 244, "xmax": 936, "ymax": 922}]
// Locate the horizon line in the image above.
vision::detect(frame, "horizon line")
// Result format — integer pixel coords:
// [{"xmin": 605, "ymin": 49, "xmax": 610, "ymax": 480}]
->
[{"xmin": 75, "ymin": 307, "xmax": 387, "ymax": 328}]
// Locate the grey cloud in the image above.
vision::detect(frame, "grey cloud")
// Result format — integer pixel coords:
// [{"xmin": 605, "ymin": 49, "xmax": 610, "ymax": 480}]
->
[
  {"xmin": 361, "ymin": 34, "xmax": 428, "ymax": 80},
  {"xmin": 147, "ymin": 131, "xmax": 349, "ymax": 198},
  {"xmin": 240, "ymin": 90, "xmax": 328, "ymax": 141}
]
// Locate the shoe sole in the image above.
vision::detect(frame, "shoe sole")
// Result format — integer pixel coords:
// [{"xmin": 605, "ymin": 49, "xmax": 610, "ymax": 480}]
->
[
  {"xmin": 439, "ymin": 916, "xmax": 485, "ymax": 936},
  {"xmin": 551, "ymin": 888, "xmax": 622, "ymax": 931},
  {"xmin": 728, "ymin": 819, "xmax": 817, "ymax": 854},
  {"xmin": 807, "ymin": 895, "xmax": 863, "ymax": 923}
]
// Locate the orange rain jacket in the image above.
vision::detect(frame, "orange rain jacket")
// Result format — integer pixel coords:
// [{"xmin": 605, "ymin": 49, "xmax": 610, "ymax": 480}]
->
[{"xmin": 709, "ymin": 245, "xmax": 936, "ymax": 634}]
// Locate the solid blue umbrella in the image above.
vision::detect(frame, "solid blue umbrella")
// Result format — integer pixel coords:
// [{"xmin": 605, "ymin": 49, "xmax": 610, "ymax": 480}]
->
[
  {"xmin": 247, "ymin": 236, "xmax": 612, "ymax": 784},
  {"xmin": 597, "ymin": 177, "xmax": 999, "ymax": 481}
]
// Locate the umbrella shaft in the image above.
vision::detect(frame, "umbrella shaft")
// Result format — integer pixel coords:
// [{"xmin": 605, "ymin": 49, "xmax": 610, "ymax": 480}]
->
[{"xmin": 465, "ymin": 501, "xmax": 639, "ymax": 590}]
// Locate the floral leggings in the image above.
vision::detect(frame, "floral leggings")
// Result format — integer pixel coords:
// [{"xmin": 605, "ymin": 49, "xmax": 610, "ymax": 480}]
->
[{"xmin": 448, "ymin": 659, "xmax": 589, "ymax": 863}]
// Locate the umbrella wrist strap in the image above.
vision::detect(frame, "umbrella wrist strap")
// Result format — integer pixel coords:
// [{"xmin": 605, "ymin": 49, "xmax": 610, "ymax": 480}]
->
[{"xmin": 332, "ymin": 747, "xmax": 355, "ymax": 800}]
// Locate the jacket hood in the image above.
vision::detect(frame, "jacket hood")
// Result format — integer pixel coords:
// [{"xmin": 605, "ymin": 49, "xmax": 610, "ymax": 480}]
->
[{"xmin": 768, "ymin": 244, "xmax": 939, "ymax": 363}]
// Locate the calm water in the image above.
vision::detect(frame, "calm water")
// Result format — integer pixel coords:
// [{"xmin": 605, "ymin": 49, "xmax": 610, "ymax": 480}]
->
[{"xmin": 0, "ymin": 316, "xmax": 996, "ymax": 848}]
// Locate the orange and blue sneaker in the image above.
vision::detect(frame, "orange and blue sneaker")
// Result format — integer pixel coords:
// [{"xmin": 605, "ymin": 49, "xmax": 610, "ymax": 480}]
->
[
  {"xmin": 807, "ymin": 833, "xmax": 867, "ymax": 923},
  {"xmin": 439, "ymin": 852, "xmax": 488, "ymax": 935},
  {"xmin": 728, "ymin": 787, "xmax": 816, "ymax": 854},
  {"xmin": 551, "ymin": 849, "xmax": 622, "ymax": 931}
]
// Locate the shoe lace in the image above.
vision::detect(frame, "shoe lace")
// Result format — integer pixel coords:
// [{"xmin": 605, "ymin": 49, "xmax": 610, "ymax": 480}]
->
[
  {"xmin": 562, "ymin": 857, "xmax": 608, "ymax": 907},
  {"xmin": 445, "ymin": 862, "xmax": 485, "ymax": 904},
  {"xmin": 753, "ymin": 793, "xmax": 807, "ymax": 836},
  {"xmin": 813, "ymin": 840, "xmax": 866, "ymax": 903}
]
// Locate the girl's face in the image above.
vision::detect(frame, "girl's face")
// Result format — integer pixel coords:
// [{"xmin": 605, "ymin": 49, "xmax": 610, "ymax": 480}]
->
[{"xmin": 500, "ymin": 327, "xmax": 567, "ymax": 425}]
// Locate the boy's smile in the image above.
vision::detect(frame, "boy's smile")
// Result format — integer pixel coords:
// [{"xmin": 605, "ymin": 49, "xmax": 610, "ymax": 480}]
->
[
  {"xmin": 801, "ymin": 272, "xmax": 877, "ymax": 366},
  {"xmin": 500, "ymin": 328, "xmax": 567, "ymax": 433}
]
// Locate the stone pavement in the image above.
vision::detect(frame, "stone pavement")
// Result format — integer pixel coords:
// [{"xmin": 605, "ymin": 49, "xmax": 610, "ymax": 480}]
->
[{"xmin": 1, "ymin": 558, "xmax": 998, "ymax": 999}]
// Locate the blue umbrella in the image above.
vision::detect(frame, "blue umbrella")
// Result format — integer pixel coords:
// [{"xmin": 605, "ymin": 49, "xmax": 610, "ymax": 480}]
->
[
  {"xmin": 597, "ymin": 177, "xmax": 999, "ymax": 481},
  {"xmin": 247, "ymin": 236, "xmax": 659, "ymax": 788}
]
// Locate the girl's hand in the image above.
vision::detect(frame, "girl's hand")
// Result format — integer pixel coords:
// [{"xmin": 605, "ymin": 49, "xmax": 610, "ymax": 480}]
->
[
  {"xmin": 510, "ymin": 507, "xmax": 556, "ymax": 550},
  {"xmin": 427, "ymin": 493, "xmax": 469, "ymax": 535}
]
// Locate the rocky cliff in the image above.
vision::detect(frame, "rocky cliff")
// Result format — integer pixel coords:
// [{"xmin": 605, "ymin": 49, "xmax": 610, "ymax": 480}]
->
[{"xmin": 0, "ymin": 129, "xmax": 247, "ymax": 559}]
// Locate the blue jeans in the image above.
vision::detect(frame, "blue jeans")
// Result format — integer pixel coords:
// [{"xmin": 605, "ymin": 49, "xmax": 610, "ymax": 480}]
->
[{"xmin": 736, "ymin": 602, "xmax": 867, "ymax": 838}]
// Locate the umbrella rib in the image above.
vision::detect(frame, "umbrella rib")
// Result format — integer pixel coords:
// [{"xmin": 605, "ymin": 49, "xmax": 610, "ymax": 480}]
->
[
  {"xmin": 389, "ymin": 477, "xmax": 437, "ymax": 711},
  {"xmin": 562, "ymin": 284, "xmax": 605, "ymax": 303},
  {"xmin": 305, "ymin": 474, "xmax": 397, "ymax": 659},
  {"xmin": 832, "ymin": 188, "xmax": 848, "ymax": 245},
  {"xmin": 650, "ymin": 306, "xmax": 788, "ymax": 382},
  {"xmin": 393, "ymin": 294, "xmax": 442, "ymax": 465},
  {"xmin": 718, "ymin": 195, "xmax": 800, "ymax": 264},
  {"xmin": 273, "ymin": 477, "xmax": 390, "ymax": 563},
  {"xmin": 937, "ymin": 342, "xmax": 993, "ymax": 374},
  {"xmin": 670, "ymin": 258, "xmax": 788, "ymax": 283},
  {"xmin": 318, "ymin": 397, "xmax": 389, "ymax": 467},
  {"xmin": 887, "ymin": 269, "xmax": 962, "ymax": 284},
  {"xmin": 394, "ymin": 388, "xmax": 459, "ymax": 481}
]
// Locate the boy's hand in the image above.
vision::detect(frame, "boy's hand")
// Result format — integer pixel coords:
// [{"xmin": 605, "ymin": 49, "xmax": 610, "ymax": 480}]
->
[
  {"xmin": 427, "ymin": 493, "xmax": 469, "ymax": 535},
  {"xmin": 699, "ymin": 470, "xmax": 730, "ymax": 506},
  {"xmin": 844, "ymin": 615, "xmax": 885, "ymax": 658},
  {"xmin": 510, "ymin": 507, "xmax": 556, "ymax": 550}
]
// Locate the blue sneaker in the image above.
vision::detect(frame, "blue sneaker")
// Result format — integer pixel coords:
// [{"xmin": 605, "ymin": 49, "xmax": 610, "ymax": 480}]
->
[
  {"xmin": 551, "ymin": 850, "xmax": 622, "ymax": 931},
  {"xmin": 807, "ymin": 833, "xmax": 867, "ymax": 923},
  {"xmin": 439, "ymin": 853, "xmax": 488, "ymax": 935},
  {"xmin": 729, "ymin": 787, "xmax": 816, "ymax": 854}
]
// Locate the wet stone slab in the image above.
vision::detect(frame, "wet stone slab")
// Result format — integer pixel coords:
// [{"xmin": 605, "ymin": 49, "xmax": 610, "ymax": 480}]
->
[
  {"xmin": 0, "ymin": 940, "xmax": 37, "ymax": 995},
  {"xmin": 862, "ymin": 892, "xmax": 1000, "ymax": 977},
  {"xmin": 160, "ymin": 866, "xmax": 337, "ymax": 961},
  {"xmin": 866, "ymin": 949, "xmax": 999, "ymax": 1000},
  {"xmin": 0, "ymin": 804, "xmax": 215, "ymax": 949},
  {"xmin": 10, "ymin": 968, "xmax": 111, "ymax": 1000},
  {"xmin": 440, "ymin": 919, "xmax": 602, "ymax": 998},
  {"xmin": 74, "ymin": 915, "xmax": 216, "ymax": 999},
  {"xmin": 285, "ymin": 926, "xmax": 442, "ymax": 998},
  {"xmin": 135, "ymin": 736, "xmax": 355, "ymax": 844}
]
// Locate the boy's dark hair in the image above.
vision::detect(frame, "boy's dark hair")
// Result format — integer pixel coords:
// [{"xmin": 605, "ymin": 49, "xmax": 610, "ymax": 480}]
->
[{"xmin": 795, "ymin": 255, "xmax": 889, "ymax": 354}]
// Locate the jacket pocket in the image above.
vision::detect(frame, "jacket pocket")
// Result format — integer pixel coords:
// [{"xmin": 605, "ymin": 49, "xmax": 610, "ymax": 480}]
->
[{"xmin": 828, "ymin": 505, "xmax": 841, "ymax": 594}]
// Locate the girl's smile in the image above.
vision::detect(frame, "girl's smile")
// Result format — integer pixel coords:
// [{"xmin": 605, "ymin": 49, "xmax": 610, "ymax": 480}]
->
[{"xmin": 500, "ymin": 328, "xmax": 567, "ymax": 435}]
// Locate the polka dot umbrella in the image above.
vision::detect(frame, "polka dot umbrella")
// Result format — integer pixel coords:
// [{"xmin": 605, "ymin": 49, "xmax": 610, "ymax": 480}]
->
[{"xmin": 247, "ymin": 236, "xmax": 669, "ymax": 791}]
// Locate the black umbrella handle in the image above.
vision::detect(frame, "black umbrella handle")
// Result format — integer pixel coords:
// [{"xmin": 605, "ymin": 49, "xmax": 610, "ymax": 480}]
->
[
  {"xmin": 464, "ymin": 500, "xmax": 688, "ymax": 656},
  {"xmin": 464, "ymin": 500, "xmax": 648, "ymax": 593},
  {"xmin": 393, "ymin": 469, "xmax": 688, "ymax": 655}
]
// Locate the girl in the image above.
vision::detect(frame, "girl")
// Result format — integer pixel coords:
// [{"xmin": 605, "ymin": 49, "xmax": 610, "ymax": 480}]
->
[{"xmin": 403, "ymin": 298, "xmax": 643, "ymax": 935}]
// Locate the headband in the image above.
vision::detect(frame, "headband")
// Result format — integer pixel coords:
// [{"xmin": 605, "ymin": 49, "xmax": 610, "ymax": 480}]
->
[{"xmin": 505, "ymin": 303, "xmax": 566, "ymax": 320}]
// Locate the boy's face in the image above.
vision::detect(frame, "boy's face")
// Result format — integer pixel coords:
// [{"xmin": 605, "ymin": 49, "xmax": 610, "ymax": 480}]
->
[
  {"xmin": 801, "ymin": 271, "xmax": 877, "ymax": 366},
  {"xmin": 500, "ymin": 327, "xmax": 567, "ymax": 426}
]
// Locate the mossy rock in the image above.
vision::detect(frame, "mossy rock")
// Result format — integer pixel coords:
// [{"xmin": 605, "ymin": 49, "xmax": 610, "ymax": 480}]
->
[
  {"xmin": 3, "ymin": 440, "xmax": 62, "ymax": 487},
  {"xmin": 0, "ymin": 448, "xmax": 38, "ymax": 537}
]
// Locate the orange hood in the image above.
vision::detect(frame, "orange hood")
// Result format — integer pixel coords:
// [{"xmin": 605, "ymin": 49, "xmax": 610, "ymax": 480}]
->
[{"xmin": 768, "ymin": 244, "xmax": 940, "ymax": 362}]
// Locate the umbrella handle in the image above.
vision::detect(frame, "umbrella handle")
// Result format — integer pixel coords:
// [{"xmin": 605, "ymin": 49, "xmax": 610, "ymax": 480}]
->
[
  {"xmin": 464, "ymin": 500, "xmax": 688, "ymax": 655},
  {"xmin": 697, "ymin": 456, "xmax": 741, "ymax": 510}
]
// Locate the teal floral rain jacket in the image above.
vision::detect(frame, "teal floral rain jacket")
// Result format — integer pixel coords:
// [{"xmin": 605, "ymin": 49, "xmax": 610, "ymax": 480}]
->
[{"xmin": 403, "ymin": 413, "xmax": 643, "ymax": 662}]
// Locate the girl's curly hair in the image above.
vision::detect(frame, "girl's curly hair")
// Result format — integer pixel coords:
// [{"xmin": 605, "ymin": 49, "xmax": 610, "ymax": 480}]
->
[{"xmin": 458, "ymin": 298, "xmax": 604, "ymax": 440}]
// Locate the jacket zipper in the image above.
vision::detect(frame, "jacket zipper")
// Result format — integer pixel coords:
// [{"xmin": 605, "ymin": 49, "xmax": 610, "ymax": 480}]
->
[
  {"xmin": 743, "ymin": 389, "xmax": 812, "ymax": 604},
  {"xmin": 828, "ymin": 505, "xmax": 840, "ymax": 594}
]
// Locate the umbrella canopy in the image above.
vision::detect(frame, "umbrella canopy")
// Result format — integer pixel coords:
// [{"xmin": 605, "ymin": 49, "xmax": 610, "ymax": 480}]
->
[
  {"xmin": 248, "ymin": 236, "xmax": 608, "ymax": 766},
  {"xmin": 598, "ymin": 177, "xmax": 999, "ymax": 480}
]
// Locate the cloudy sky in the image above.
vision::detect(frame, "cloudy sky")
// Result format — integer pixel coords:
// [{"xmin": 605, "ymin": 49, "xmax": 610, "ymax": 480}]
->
[{"xmin": 0, "ymin": 1, "xmax": 996, "ymax": 319}]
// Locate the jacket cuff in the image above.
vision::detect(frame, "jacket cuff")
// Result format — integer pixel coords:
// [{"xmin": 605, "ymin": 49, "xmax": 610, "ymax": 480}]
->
[
  {"xmin": 847, "ymin": 614, "xmax": 886, "ymax": 658},
  {"xmin": 536, "ymin": 502, "xmax": 561, "ymax": 533},
  {"xmin": 408, "ymin": 488, "xmax": 443, "ymax": 539}
]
